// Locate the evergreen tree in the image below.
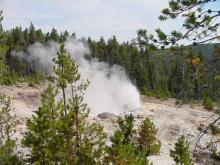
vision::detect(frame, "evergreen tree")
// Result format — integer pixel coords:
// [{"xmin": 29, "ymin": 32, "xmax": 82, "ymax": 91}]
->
[
  {"xmin": 50, "ymin": 28, "xmax": 59, "ymax": 42},
  {"xmin": 0, "ymin": 96, "xmax": 22, "ymax": 165},
  {"xmin": 23, "ymin": 44, "xmax": 106, "ymax": 164},
  {"xmin": 212, "ymin": 47, "xmax": 220, "ymax": 99},
  {"xmin": 97, "ymin": 36, "xmax": 107, "ymax": 61},
  {"xmin": 22, "ymin": 85, "xmax": 60, "ymax": 164},
  {"xmin": 105, "ymin": 114, "xmax": 151, "ymax": 165},
  {"xmin": 35, "ymin": 29, "xmax": 45, "ymax": 43},
  {"xmin": 106, "ymin": 35, "xmax": 119, "ymax": 65},
  {"xmin": 45, "ymin": 32, "xmax": 50, "ymax": 42},
  {"xmin": 28, "ymin": 23, "xmax": 36, "ymax": 45},
  {"xmin": 53, "ymin": 43, "xmax": 80, "ymax": 116},
  {"xmin": 0, "ymin": 44, "xmax": 8, "ymax": 84},
  {"xmin": 53, "ymin": 44, "xmax": 106, "ymax": 164},
  {"xmin": 0, "ymin": 10, "xmax": 3, "ymax": 33},
  {"xmin": 137, "ymin": 118, "xmax": 161, "ymax": 155},
  {"xmin": 11, "ymin": 26, "xmax": 25, "ymax": 49},
  {"xmin": 117, "ymin": 114, "xmax": 135, "ymax": 144},
  {"xmin": 152, "ymin": 0, "xmax": 220, "ymax": 47},
  {"xmin": 0, "ymin": 11, "xmax": 10, "ymax": 85},
  {"xmin": 59, "ymin": 30, "xmax": 69, "ymax": 43},
  {"xmin": 170, "ymin": 135, "xmax": 194, "ymax": 165},
  {"xmin": 23, "ymin": 28, "xmax": 28, "ymax": 46},
  {"xmin": 105, "ymin": 141, "xmax": 151, "ymax": 165}
]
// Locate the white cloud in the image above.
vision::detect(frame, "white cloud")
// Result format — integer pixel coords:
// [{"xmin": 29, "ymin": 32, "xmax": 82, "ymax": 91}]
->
[{"xmin": 0, "ymin": 0, "xmax": 176, "ymax": 41}]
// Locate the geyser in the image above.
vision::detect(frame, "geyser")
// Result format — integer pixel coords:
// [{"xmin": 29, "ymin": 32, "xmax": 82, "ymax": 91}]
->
[{"xmin": 12, "ymin": 38, "xmax": 141, "ymax": 116}]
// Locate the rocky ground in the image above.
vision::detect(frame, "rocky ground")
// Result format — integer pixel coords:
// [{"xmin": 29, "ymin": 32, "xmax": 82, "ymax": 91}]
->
[{"xmin": 0, "ymin": 84, "xmax": 219, "ymax": 165}]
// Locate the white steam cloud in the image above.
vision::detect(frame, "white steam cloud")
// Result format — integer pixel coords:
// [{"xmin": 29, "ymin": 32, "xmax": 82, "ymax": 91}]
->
[{"xmin": 12, "ymin": 38, "xmax": 141, "ymax": 116}]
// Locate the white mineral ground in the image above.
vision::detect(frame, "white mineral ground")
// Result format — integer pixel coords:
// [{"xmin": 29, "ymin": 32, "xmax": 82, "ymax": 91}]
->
[{"xmin": 0, "ymin": 84, "xmax": 219, "ymax": 165}]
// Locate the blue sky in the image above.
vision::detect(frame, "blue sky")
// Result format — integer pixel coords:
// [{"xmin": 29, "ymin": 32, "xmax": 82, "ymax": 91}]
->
[{"xmin": 1, "ymin": 0, "xmax": 218, "ymax": 42}]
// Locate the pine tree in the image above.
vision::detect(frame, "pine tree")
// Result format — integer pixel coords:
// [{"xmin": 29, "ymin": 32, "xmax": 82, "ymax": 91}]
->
[
  {"xmin": 28, "ymin": 23, "xmax": 36, "ymax": 45},
  {"xmin": 53, "ymin": 43, "xmax": 80, "ymax": 116},
  {"xmin": 105, "ymin": 114, "xmax": 151, "ymax": 165},
  {"xmin": 0, "ymin": 45, "xmax": 8, "ymax": 84},
  {"xmin": 170, "ymin": 135, "xmax": 194, "ymax": 165},
  {"xmin": 53, "ymin": 44, "xmax": 106, "ymax": 164},
  {"xmin": 106, "ymin": 35, "xmax": 119, "ymax": 65},
  {"xmin": 45, "ymin": 32, "xmax": 50, "ymax": 42},
  {"xmin": 0, "ymin": 10, "xmax": 3, "ymax": 33},
  {"xmin": 117, "ymin": 114, "xmax": 135, "ymax": 144},
  {"xmin": 22, "ymin": 85, "xmax": 60, "ymax": 164},
  {"xmin": 23, "ymin": 28, "xmax": 28, "ymax": 46},
  {"xmin": 23, "ymin": 43, "xmax": 106, "ymax": 164},
  {"xmin": 0, "ymin": 96, "xmax": 22, "ymax": 165},
  {"xmin": 0, "ymin": 10, "xmax": 5, "ymax": 75},
  {"xmin": 137, "ymin": 117, "xmax": 161, "ymax": 155},
  {"xmin": 11, "ymin": 26, "xmax": 25, "ymax": 49},
  {"xmin": 50, "ymin": 28, "xmax": 59, "ymax": 42},
  {"xmin": 59, "ymin": 30, "xmax": 69, "ymax": 43},
  {"xmin": 152, "ymin": 0, "xmax": 220, "ymax": 47},
  {"xmin": 105, "ymin": 142, "xmax": 151, "ymax": 165},
  {"xmin": 97, "ymin": 36, "xmax": 107, "ymax": 61},
  {"xmin": 0, "ymin": 11, "xmax": 9, "ymax": 85},
  {"xmin": 35, "ymin": 29, "xmax": 45, "ymax": 43}
]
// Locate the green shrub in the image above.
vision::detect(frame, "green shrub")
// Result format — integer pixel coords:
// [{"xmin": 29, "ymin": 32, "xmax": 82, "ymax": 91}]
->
[
  {"xmin": 203, "ymin": 97, "xmax": 214, "ymax": 110},
  {"xmin": 175, "ymin": 100, "xmax": 181, "ymax": 105},
  {"xmin": 210, "ymin": 146, "xmax": 220, "ymax": 161},
  {"xmin": 210, "ymin": 124, "xmax": 220, "ymax": 135},
  {"xmin": 145, "ymin": 88, "xmax": 169, "ymax": 99}
]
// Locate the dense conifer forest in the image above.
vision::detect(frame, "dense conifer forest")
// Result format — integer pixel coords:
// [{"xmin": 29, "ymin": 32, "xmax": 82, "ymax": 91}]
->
[{"xmin": 0, "ymin": 20, "xmax": 220, "ymax": 102}]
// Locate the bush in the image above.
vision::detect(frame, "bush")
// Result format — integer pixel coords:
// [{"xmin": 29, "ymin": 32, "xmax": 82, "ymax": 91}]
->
[
  {"xmin": 203, "ymin": 97, "xmax": 214, "ymax": 110},
  {"xmin": 210, "ymin": 124, "xmax": 220, "ymax": 135},
  {"xmin": 175, "ymin": 100, "xmax": 181, "ymax": 105},
  {"xmin": 145, "ymin": 89, "xmax": 169, "ymax": 99},
  {"xmin": 210, "ymin": 145, "xmax": 220, "ymax": 161}
]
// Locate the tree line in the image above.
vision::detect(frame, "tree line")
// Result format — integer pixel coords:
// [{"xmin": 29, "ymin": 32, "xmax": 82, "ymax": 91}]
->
[{"xmin": 0, "ymin": 17, "xmax": 220, "ymax": 104}]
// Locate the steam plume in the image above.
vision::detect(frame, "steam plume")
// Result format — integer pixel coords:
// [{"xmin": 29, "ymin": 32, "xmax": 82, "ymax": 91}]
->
[{"xmin": 12, "ymin": 38, "xmax": 141, "ymax": 116}]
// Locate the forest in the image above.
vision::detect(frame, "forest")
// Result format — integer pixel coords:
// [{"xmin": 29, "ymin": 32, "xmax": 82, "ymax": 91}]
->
[
  {"xmin": 0, "ymin": 16, "xmax": 220, "ymax": 105},
  {"xmin": 0, "ymin": 0, "xmax": 220, "ymax": 164}
]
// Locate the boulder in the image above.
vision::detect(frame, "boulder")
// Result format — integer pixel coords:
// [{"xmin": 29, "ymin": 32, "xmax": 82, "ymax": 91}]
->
[
  {"xmin": 97, "ymin": 112, "xmax": 118, "ymax": 124},
  {"xmin": 97, "ymin": 112, "xmax": 116, "ymax": 119}
]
